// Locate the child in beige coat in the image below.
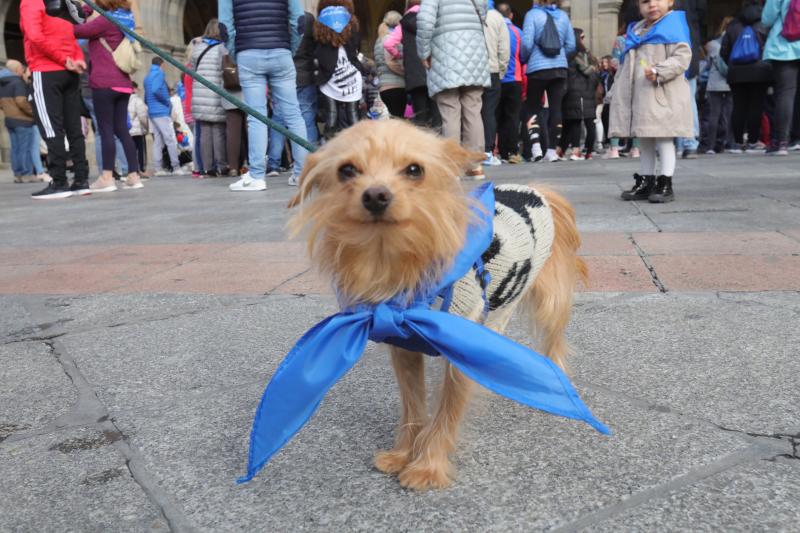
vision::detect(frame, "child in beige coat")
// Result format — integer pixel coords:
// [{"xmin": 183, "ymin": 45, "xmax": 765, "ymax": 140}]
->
[{"xmin": 609, "ymin": 0, "xmax": 693, "ymax": 203}]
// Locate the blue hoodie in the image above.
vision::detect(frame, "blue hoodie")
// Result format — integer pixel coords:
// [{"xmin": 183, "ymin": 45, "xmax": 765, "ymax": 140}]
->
[
  {"xmin": 520, "ymin": 4, "xmax": 576, "ymax": 74},
  {"xmin": 143, "ymin": 64, "xmax": 171, "ymax": 118}
]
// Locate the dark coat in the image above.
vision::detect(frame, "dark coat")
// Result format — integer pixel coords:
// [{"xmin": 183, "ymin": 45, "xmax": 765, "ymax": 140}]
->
[
  {"xmin": 314, "ymin": 30, "xmax": 364, "ymax": 86},
  {"xmin": 563, "ymin": 51, "xmax": 599, "ymax": 121},
  {"xmin": 294, "ymin": 12, "xmax": 315, "ymax": 88},
  {"xmin": 720, "ymin": 5, "xmax": 773, "ymax": 85},
  {"xmin": 233, "ymin": 0, "xmax": 290, "ymax": 53},
  {"xmin": 674, "ymin": 0, "xmax": 708, "ymax": 79},
  {"xmin": 401, "ymin": 10, "xmax": 427, "ymax": 91}
]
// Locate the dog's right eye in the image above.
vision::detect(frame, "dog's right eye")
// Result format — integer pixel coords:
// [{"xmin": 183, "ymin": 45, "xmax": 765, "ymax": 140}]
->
[{"xmin": 338, "ymin": 164, "xmax": 359, "ymax": 181}]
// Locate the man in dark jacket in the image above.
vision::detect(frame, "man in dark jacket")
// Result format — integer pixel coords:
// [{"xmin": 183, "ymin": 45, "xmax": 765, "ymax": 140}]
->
[
  {"xmin": 674, "ymin": 0, "xmax": 707, "ymax": 158},
  {"xmin": 219, "ymin": 0, "xmax": 308, "ymax": 191},
  {"xmin": 0, "ymin": 60, "xmax": 38, "ymax": 182}
]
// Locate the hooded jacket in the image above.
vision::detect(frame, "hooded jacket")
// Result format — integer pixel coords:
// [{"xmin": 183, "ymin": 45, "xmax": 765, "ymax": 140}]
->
[
  {"xmin": 0, "ymin": 69, "xmax": 34, "ymax": 127},
  {"xmin": 19, "ymin": 0, "xmax": 83, "ymax": 73},
  {"xmin": 563, "ymin": 51, "xmax": 599, "ymax": 120},
  {"xmin": 520, "ymin": 4, "xmax": 576, "ymax": 75},
  {"xmin": 762, "ymin": 0, "xmax": 800, "ymax": 61},
  {"xmin": 502, "ymin": 18, "xmax": 523, "ymax": 84},
  {"xmin": 720, "ymin": 4, "xmax": 773, "ymax": 85},
  {"xmin": 143, "ymin": 64, "xmax": 171, "ymax": 118}
]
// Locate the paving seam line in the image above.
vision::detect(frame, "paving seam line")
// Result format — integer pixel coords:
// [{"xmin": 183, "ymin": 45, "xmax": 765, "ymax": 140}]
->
[{"xmin": 628, "ymin": 234, "xmax": 667, "ymax": 293}]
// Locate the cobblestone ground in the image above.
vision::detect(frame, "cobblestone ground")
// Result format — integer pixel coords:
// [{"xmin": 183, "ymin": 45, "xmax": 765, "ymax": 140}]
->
[{"xmin": 1, "ymin": 152, "xmax": 798, "ymax": 532}]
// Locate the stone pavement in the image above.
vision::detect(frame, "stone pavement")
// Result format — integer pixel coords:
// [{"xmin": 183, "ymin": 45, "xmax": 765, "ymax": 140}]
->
[{"xmin": 1, "ymin": 153, "xmax": 798, "ymax": 532}]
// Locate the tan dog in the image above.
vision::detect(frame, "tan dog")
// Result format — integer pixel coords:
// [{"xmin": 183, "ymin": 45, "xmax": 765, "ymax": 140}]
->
[{"xmin": 289, "ymin": 120, "xmax": 587, "ymax": 490}]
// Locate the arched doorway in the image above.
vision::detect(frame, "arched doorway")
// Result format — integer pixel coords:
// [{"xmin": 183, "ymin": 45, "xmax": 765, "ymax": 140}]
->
[
  {"xmin": 183, "ymin": 0, "xmax": 216, "ymax": 43},
  {"xmin": 3, "ymin": 0, "xmax": 23, "ymax": 63}
]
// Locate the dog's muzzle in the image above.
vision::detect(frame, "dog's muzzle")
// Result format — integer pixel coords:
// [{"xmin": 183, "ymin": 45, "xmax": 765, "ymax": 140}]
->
[{"xmin": 362, "ymin": 186, "xmax": 393, "ymax": 215}]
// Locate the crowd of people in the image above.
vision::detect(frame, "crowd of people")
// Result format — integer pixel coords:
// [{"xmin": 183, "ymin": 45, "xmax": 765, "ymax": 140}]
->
[{"xmin": 2, "ymin": 0, "xmax": 799, "ymax": 201}]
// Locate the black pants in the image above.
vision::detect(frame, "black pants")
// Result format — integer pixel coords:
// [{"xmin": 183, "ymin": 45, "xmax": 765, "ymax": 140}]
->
[
  {"xmin": 601, "ymin": 103, "xmax": 610, "ymax": 144},
  {"xmin": 701, "ymin": 91, "xmax": 733, "ymax": 152},
  {"xmin": 380, "ymin": 88, "xmax": 407, "ymax": 118},
  {"xmin": 30, "ymin": 70, "xmax": 89, "ymax": 183},
  {"xmin": 92, "ymin": 88, "xmax": 138, "ymax": 173},
  {"xmin": 320, "ymin": 94, "xmax": 358, "ymax": 139},
  {"xmin": 408, "ymin": 86, "xmax": 440, "ymax": 129},
  {"xmin": 226, "ymin": 109, "xmax": 247, "ymax": 170},
  {"xmin": 524, "ymin": 76, "xmax": 567, "ymax": 150},
  {"xmin": 481, "ymin": 73, "xmax": 502, "ymax": 152},
  {"xmin": 730, "ymin": 83, "xmax": 768, "ymax": 145},
  {"xmin": 772, "ymin": 59, "xmax": 800, "ymax": 143},
  {"xmin": 562, "ymin": 118, "xmax": 596, "ymax": 155},
  {"xmin": 132, "ymin": 135, "xmax": 146, "ymax": 173},
  {"xmin": 497, "ymin": 81, "xmax": 522, "ymax": 158}
]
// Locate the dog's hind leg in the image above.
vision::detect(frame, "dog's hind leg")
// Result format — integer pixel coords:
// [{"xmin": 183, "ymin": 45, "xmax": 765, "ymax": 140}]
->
[
  {"xmin": 374, "ymin": 347, "xmax": 427, "ymax": 475},
  {"xmin": 398, "ymin": 361, "xmax": 473, "ymax": 490}
]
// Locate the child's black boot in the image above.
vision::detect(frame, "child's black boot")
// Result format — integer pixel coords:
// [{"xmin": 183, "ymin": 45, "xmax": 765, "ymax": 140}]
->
[
  {"xmin": 648, "ymin": 175, "xmax": 674, "ymax": 203},
  {"xmin": 620, "ymin": 173, "xmax": 655, "ymax": 201}
]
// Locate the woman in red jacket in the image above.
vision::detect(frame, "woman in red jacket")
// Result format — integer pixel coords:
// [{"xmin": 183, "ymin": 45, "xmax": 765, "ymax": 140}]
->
[{"xmin": 73, "ymin": 0, "xmax": 142, "ymax": 191}]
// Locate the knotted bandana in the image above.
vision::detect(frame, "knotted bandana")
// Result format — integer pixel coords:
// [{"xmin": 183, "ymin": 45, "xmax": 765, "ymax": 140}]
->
[
  {"xmin": 239, "ymin": 184, "xmax": 609, "ymax": 483},
  {"xmin": 318, "ymin": 6, "xmax": 352, "ymax": 34},
  {"xmin": 621, "ymin": 10, "xmax": 691, "ymax": 64}
]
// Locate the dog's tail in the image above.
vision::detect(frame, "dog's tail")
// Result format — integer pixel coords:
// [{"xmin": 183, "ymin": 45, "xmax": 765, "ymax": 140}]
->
[{"xmin": 522, "ymin": 185, "xmax": 587, "ymax": 371}]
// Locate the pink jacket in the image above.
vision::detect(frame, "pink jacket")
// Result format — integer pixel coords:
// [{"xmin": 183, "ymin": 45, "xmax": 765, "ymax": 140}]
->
[{"xmin": 383, "ymin": 5, "xmax": 420, "ymax": 60}]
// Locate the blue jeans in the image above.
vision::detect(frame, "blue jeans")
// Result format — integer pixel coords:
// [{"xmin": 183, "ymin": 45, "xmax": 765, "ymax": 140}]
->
[
  {"xmin": 8, "ymin": 124, "xmax": 34, "ymax": 176},
  {"xmin": 30, "ymin": 125, "xmax": 44, "ymax": 175},
  {"xmin": 237, "ymin": 48, "xmax": 308, "ymax": 179},
  {"xmin": 268, "ymin": 84, "xmax": 318, "ymax": 170},
  {"xmin": 83, "ymin": 96, "xmax": 127, "ymax": 174},
  {"xmin": 677, "ymin": 77, "xmax": 699, "ymax": 152}
]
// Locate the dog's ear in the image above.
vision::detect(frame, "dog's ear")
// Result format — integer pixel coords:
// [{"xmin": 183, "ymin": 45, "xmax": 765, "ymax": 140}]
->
[
  {"xmin": 287, "ymin": 149, "xmax": 322, "ymax": 209},
  {"xmin": 440, "ymin": 137, "xmax": 485, "ymax": 175}
]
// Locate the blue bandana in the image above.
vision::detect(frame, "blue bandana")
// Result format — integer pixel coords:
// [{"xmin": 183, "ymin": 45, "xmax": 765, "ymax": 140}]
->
[
  {"xmin": 109, "ymin": 8, "xmax": 135, "ymax": 42},
  {"xmin": 621, "ymin": 10, "xmax": 691, "ymax": 64},
  {"xmin": 318, "ymin": 6, "xmax": 352, "ymax": 34},
  {"xmin": 239, "ymin": 183, "xmax": 609, "ymax": 483}
]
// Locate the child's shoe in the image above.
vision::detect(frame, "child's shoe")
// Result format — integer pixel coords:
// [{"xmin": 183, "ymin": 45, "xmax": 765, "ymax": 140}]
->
[
  {"xmin": 603, "ymin": 147, "xmax": 620, "ymax": 159},
  {"xmin": 629, "ymin": 147, "xmax": 640, "ymax": 159},
  {"xmin": 648, "ymin": 176, "xmax": 675, "ymax": 203},
  {"xmin": 620, "ymin": 174, "xmax": 655, "ymax": 201}
]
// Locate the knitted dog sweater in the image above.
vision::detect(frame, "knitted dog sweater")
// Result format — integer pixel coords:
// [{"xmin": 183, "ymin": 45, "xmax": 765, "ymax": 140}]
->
[{"xmin": 449, "ymin": 184, "xmax": 555, "ymax": 319}]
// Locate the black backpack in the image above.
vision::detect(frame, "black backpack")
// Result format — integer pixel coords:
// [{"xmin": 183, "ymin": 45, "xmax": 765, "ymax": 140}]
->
[{"xmin": 538, "ymin": 11, "xmax": 562, "ymax": 58}]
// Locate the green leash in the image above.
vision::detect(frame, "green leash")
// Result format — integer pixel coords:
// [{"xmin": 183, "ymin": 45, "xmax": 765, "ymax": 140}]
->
[{"xmin": 80, "ymin": 0, "xmax": 317, "ymax": 153}]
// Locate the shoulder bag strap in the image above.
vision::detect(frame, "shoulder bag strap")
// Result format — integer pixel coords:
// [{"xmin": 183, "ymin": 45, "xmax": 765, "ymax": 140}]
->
[{"xmin": 195, "ymin": 42, "xmax": 221, "ymax": 69}]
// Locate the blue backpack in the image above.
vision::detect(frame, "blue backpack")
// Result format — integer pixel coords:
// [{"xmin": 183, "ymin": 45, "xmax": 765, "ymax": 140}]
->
[{"xmin": 730, "ymin": 26, "xmax": 761, "ymax": 65}]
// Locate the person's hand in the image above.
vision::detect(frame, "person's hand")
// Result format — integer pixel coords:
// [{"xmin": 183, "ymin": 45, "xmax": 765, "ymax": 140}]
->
[
  {"xmin": 65, "ymin": 57, "xmax": 87, "ymax": 73},
  {"xmin": 645, "ymin": 67, "xmax": 657, "ymax": 82},
  {"xmin": 422, "ymin": 57, "xmax": 432, "ymax": 70}
]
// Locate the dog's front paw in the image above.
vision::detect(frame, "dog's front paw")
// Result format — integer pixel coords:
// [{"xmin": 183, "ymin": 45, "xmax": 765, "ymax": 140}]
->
[
  {"xmin": 398, "ymin": 460, "xmax": 452, "ymax": 490},
  {"xmin": 374, "ymin": 449, "xmax": 411, "ymax": 475}
]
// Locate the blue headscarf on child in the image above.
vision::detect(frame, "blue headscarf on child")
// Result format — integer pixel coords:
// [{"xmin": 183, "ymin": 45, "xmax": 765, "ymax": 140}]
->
[
  {"xmin": 319, "ymin": 6, "xmax": 352, "ymax": 34},
  {"xmin": 620, "ymin": 10, "xmax": 691, "ymax": 64}
]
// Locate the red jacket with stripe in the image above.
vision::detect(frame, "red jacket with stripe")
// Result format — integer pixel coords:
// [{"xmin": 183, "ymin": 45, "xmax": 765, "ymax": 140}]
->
[{"xmin": 20, "ymin": 0, "xmax": 83, "ymax": 73}]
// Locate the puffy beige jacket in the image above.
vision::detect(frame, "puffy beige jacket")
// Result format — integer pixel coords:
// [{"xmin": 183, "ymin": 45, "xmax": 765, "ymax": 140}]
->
[
  {"xmin": 609, "ymin": 21, "xmax": 693, "ymax": 138},
  {"xmin": 485, "ymin": 9, "xmax": 510, "ymax": 75}
]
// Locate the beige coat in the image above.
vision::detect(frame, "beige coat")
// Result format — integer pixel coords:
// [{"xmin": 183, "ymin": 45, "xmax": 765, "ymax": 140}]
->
[
  {"xmin": 485, "ymin": 9, "xmax": 510, "ymax": 75},
  {"xmin": 609, "ymin": 22, "xmax": 693, "ymax": 138}
]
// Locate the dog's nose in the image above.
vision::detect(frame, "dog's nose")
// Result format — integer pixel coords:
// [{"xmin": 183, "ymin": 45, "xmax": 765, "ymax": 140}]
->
[{"xmin": 362, "ymin": 186, "xmax": 393, "ymax": 215}]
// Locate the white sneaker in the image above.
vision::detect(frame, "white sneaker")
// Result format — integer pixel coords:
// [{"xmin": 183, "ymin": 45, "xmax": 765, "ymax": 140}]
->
[
  {"xmin": 266, "ymin": 169, "xmax": 280, "ymax": 177},
  {"xmin": 229, "ymin": 173, "xmax": 267, "ymax": 192},
  {"xmin": 287, "ymin": 175, "xmax": 299, "ymax": 187},
  {"xmin": 544, "ymin": 149, "xmax": 561, "ymax": 162},
  {"xmin": 173, "ymin": 167, "xmax": 191, "ymax": 176},
  {"xmin": 482, "ymin": 152, "xmax": 502, "ymax": 166},
  {"xmin": 532, "ymin": 143, "xmax": 543, "ymax": 161},
  {"xmin": 569, "ymin": 153, "xmax": 585, "ymax": 161},
  {"xmin": 154, "ymin": 169, "xmax": 170, "ymax": 177}
]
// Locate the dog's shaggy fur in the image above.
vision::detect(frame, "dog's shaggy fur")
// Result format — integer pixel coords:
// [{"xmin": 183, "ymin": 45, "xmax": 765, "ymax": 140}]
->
[{"xmin": 289, "ymin": 120, "xmax": 587, "ymax": 490}]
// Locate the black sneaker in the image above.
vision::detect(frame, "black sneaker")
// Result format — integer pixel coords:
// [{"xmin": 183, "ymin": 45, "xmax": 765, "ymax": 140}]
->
[
  {"xmin": 32, "ymin": 181, "xmax": 73, "ymax": 200},
  {"xmin": 70, "ymin": 180, "xmax": 92, "ymax": 196},
  {"xmin": 682, "ymin": 149, "xmax": 698, "ymax": 160}
]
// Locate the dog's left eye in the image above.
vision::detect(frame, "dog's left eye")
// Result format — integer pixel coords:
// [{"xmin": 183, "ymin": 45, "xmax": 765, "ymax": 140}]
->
[
  {"xmin": 405, "ymin": 164, "xmax": 423, "ymax": 179},
  {"xmin": 338, "ymin": 164, "xmax": 359, "ymax": 181}
]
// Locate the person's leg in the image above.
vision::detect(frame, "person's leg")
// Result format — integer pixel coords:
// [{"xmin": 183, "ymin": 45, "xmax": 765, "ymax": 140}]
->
[
  {"xmin": 717, "ymin": 92, "xmax": 733, "ymax": 151},
  {"xmin": 677, "ymin": 76, "xmax": 700, "ymax": 153},
  {"xmin": 341, "ymin": 100, "xmax": 359, "ymax": 130},
  {"xmin": 297, "ymin": 84, "xmax": 319, "ymax": 144},
  {"xmin": 226, "ymin": 110, "xmax": 241, "ymax": 174},
  {"xmin": 460, "ymin": 86, "xmax": 485, "ymax": 154},
  {"xmin": 381, "ymin": 88, "xmax": 406, "ymax": 118},
  {"xmin": 9, "ymin": 126, "xmax": 33, "ymax": 178},
  {"xmin": 92, "ymin": 89, "xmax": 118, "ymax": 173},
  {"xmin": 434, "ymin": 88, "xmax": 462, "ymax": 142},
  {"xmin": 193, "ymin": 121, "xmax": 204, "ymax": 172},
  {"xmin": 584, "ymin": 117, "xmax": 596, "ymax": 155},
  {"xmin": 409, "ymin": 87, "xmax": 431, "ymax": 127},
  {"xmin": 563, "ymin": 119, "xmax": 579, "ymax": 152},
  {"xmin": 729, "ymin": 84, "xmax": 746, "ymax": 145},
  {"xmin": 704, "ymin": 92, "xmax": 721, "ymax": 152},
  {"xmin": 544, "ymin": 78, "xmax": 567, "ymax": 153},
  {"xmin": 61, "ymin": 73, "xmax": 89, "ymax": 184},
  {"xmin": 133, "ymin": 135, "xmax": 145, "ymax": 172},
  {"xmin": 151, "ymin": 117, "xmax": 167, "ymax": 172},
  {"xmin": 199, "ymin": 120, "xmax": 214, "ymax": 173},
  {"xmin": 498, "ymin": 81, "xmax": 522, "ymax": 159},
  {"xmin": 791, "ymin": 76, "xmax": 800, "ymax": 143},
  {"xmin": 112, "ymin": 92, "xmax": 138, "ymax": 175},
  {"xmin": 29, "ymin": 125, "xmax": 45, "ymax": 176},
  {"xmin": 264, "ymin": 49, "xmax": 308, "ymax": 178},
  {"xmin": 162, "ymin": 119, "xmax": 181, "ymax": 170},
  {"xmin": 83, "ymin": 96, "xmax": 103, "ymax": 172},
  {"xmin": 655, "ymin": 137, "xmax": 676, "ymax": 176},
  {"xmin": 481, "ymin": 73, "xmax": 501, "ymax": 153},
  {"xmin": 114, "ymin": 136, "xmax": 127, "ymax": 175},
  {"xmin": 772, "ymin": 60, "xmax": 800, "ymax": 144},
  {"xmin": 638, "ymin": 137, "xmax": 657, "ymax": 175},
  {"xmin": 746, "ymin": 84, "xmax": 768, "ymax": 147},
  {"xmin": 212, "ymin": 122, "xmax": 227, "ymax": 170}
]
